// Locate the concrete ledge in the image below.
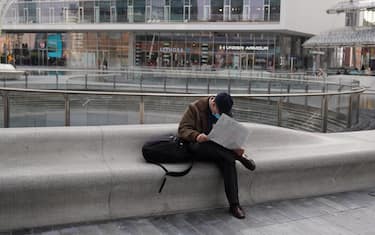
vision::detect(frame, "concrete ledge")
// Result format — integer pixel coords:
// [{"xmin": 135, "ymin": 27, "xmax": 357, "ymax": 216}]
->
[{"xmin": 1, "ymin": 124, "xmax": 375, "ymax": 231}]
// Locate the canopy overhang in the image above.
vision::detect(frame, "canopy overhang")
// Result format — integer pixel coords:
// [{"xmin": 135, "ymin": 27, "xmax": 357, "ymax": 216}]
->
[
  {"xmin": 303, "ymin": 27, "xmax": 375, "ymax": 48},
  {"xmin": 327, "ymin": 0, "xmax": 375, "ymax": 14}
]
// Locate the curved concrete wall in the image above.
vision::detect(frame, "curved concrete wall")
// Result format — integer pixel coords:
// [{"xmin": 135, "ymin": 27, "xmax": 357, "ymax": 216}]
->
[{"xmin": 1, "ymin": 124, "xmax": 375, "ymax": 231}]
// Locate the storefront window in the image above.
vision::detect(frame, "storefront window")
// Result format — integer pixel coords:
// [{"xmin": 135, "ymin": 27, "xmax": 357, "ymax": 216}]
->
[
  {"xmin": 171, "ymin": 0, "xmax": 184, "ymax": 22},
  {"xmin": 270, "ymin": 0, "xmax": 280, "ymax": 21},
  {"xmin": 4, "ymin": 0, "xmax": 281, "ymax": 24},
  {"xmin": 250, "ymin": 0, "xmax": 264, "ymax": 21},
  {"xmin": 134, "ymin": 0, "xmax": 145, "ymax": 22},
  {"xmin": 211, "ymin": 0, "xmax": 223, "ymax": 21}
]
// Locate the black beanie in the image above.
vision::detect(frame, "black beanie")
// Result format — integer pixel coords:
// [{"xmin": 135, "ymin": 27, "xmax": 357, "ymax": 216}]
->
[{"xmin": 214, "ymin": 92, "xmax": 233, "ymax": 117}]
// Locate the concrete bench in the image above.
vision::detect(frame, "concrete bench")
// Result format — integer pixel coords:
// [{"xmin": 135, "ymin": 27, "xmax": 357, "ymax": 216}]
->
[{"xmin": 1, "ymin": 124, "xmax": 375, "ymax": 231}]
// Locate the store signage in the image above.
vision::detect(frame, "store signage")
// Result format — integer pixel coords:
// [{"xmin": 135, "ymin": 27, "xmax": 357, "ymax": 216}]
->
[
  {"xmin": 160, "ymin": 47, "xmax": 184, "ymax": 53},
  {"xmin": 219, "ymin": 45, "xmax": 269, "ymax": 51}
]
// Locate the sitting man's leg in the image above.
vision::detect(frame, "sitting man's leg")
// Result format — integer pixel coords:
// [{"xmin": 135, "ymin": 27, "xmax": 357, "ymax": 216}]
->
[{"xmin": 189, "ymin": 141, "xmax": 246, "ymax": 219}]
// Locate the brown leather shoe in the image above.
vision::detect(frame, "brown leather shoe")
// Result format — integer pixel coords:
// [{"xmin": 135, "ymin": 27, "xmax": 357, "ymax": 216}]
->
[
  {"xmin": 229, "ymin": 205, "xmax": 246, "ymax": 219},
  {"xmin": 236, "ymin": 156, "xmax": 256, "ymax": 171}
]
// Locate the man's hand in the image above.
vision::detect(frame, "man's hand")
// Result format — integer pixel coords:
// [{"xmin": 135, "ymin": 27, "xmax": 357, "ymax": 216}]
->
[
  {"xmin": 233, "ymin": 148, "xmax": 245, "ymax": 157},
  {"xmin": 196, "ymin": 133, "xmax": 209, "ymax": 143}
]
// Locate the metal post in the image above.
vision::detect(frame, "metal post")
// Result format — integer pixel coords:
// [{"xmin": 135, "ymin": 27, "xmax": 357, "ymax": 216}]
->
[
  {"xmin": 228, "ymin": 79, "xmax": 231, "ymax": 93},
  {"xmin": 207, "ymin": 78, "xmax": 210, "ymax": 94},
  {"xmin": 139, "ymin": 96, "xmax": 145, "ymax": 124},
  {"xmin": 248, "ymin": 80, "xmax": 252, "ymax": 94},
  {"xmin": 277, "ymin": 97, "xmax": 283, "ymax": 127},
  {"xmin": 55, "ymin": 72, "xmax": 59, "ymax": 89},
  {"xmin": 305, "ymin": 84, "xmax": 309, "ymax": 108},
  {"xmin": 356, "ymin": 94, "xmax": 360, "ymax": 125},
  {"xmin": 287, "ymin": 84, "xmax": 291, "ymax": 103},
  {"xmin": 140, "ymin": 75, "xmax": 143, "ymax": 91},
  {"xmin": 321, "ymin": 95, "xmax": 328, "ymax": 133},
  {"xmin": 85, "ymin": 74, "xmax": 88, "ymax": 90},
  {"xmin": 3, "ymin": 91, "xmax": 9, "ymax": 128},
  {"xmin": 185, "ymin": 77, "xmax": 189, "ymax": 93},
  {"xmin": 24, "ymin": 72, "xmax": 28, "ymax": 89},
  {"xmin": 268, "ymin": 81, "xmax": 271, "ymax": 103},
  {"xmin": 64, "ymin": 94, "xmax": 70, "ymax": 127},
  {"xmin": 347, "ymin": 94, "xmax": 353, "ymax": 128},
  {"xmin": 163, "ymin": 77, "xmax": 167, "ymax": 92},
  {"xmin": 113, "ymin": 75, "xmax": 116, "ymax": 89},
  {"xmin": 336, "ymin": 85, "xmax": 343, "ymax": 115}
]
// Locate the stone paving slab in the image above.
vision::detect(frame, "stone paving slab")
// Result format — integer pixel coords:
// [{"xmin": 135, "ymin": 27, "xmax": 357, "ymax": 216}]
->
[{"xmin": 3, "ymin": 188, "xmax": 375, "ymax": 235}]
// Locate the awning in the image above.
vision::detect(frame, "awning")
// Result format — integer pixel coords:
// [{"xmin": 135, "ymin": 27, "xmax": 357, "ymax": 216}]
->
[
  {"xmin": 303, "ymin": 27, "xmax": 375, "ymax": 48},
  {"xmin": 327, "ymin": 0, "xmax": 375, "ymax": 14}
]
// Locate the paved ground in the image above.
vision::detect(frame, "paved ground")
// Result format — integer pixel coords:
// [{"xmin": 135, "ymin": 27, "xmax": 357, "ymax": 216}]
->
[{"xmin": 3, "ymin": 188, "xmax": 375, "ymax": 235}]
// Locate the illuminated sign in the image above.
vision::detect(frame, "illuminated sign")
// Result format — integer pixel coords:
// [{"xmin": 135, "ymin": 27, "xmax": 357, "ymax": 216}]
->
[
  {"xmin": 160, "ymin": 47, "xmax": 184, "ymax": 53},
  {"xmin": 219, "ymin": 45, "xmax": 269, "ymax": 51}
]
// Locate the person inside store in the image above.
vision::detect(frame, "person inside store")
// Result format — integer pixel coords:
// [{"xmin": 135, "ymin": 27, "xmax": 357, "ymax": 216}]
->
[{"xmin": 177, "ymin": 92, "xmax": 256, "ymax": 219}]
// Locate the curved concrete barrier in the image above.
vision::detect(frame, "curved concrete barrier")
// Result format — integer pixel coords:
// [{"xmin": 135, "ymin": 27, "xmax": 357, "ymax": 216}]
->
[{"xmin": 1, "ymin": 124, "xmax": 375, "ymax": 231}]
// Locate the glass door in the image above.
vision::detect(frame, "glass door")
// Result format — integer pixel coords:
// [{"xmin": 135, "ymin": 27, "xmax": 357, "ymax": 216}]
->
[
  {"xmin": 63, "ymin": 7, "xmax": 69, "ymax": 23},
  {"xmin": 94, "ymin": 6, "xmax": 100, "ymax": 23},
  {"xmin": 23, "ymin": 8, "xmax": 29, "ymax": 23},
  {"xmin": 183, "ymin": 0, "xmax": 191, "ymax": 22},
  {"xmin": 36, "ymin": 8, "xmax": 41, "ymax": 23},
  {"xmin": 79, "ymin": 7, "xmax": 84, "ymax": 23},
  {"xmin": 110, "ymin": 6, "xmax": 117, "ymax": 22},
  {"xmin": 49, "ymin": 8, "xmax": 55, "ymax": 24},
  {"xmin": 223, "ymin": 0, "xmax": 231, "ymax": 21}
]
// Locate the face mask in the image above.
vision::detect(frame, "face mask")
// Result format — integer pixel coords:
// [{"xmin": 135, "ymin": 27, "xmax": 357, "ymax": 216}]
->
[{"xmin": 213, "ymin": 113, "xmax": 221, "ymax": 119}]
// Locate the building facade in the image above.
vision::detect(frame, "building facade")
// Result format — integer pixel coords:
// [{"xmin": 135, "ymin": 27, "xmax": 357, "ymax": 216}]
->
[
  {"xmin": 304, "ymin": 0, "xmax": 375, "ymax": 72},
  {"xmin": 0, "ymin": 0, "xmax": 344, "ymax": 71}
]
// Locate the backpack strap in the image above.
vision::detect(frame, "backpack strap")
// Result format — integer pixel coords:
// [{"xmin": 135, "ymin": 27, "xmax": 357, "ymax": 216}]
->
[{"xmin": 149, "ymin": 160, "xmax": 194, "ymax": 193}]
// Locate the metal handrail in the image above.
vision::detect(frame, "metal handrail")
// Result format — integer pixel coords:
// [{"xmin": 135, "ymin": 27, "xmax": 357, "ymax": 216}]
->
[
  {"xmin": 0, "ymin": 87, "xmax": 366, "ymax": 97},
  {"xmin": 0, "ymin": 86, "xmax": 366, "ymax": 132}
]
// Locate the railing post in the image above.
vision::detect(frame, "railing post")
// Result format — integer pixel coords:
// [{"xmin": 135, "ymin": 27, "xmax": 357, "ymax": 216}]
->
[
  {"xmin": 268, "ymin": 81, "xmax": 271, "ymax": 103},
  {"xmin": 336, "ymin": 85, "xmax": 343, "ymax": 115},
  {"xmin": 277, "ymin": 97, "xmax": 283, "ymax": 127},
  {"xmin": 248, "ymin": 80, "xmax": 252, "ymax": 94},
  {"xmin": 140, "ymin": 96, "xmax": 145, "ymax": 124},
  {"xmin": 356, "ymin": 93, "xmax": 360, "ymax": 125},
  {"xmin": 305, "ymin": 84, "xmax": 309, "ymax": 108},
  {"xmin": 24, "ymin": 71, "xmax": 28, "ymax": 89},
  {"xmin": 3, "ymin": 91, "xmax": 9, "ymax": 128},
  {"xmin": 287, "ymin": 84, "xmax": 291, "ymax": 103},
  {"xmin": 64, "ymin": 94, "xmax": 70, "ymax": 127},
  {"xmin": 185, "ymin": 77, "xmax": 189, "ymax": 93},
  {"xmin": 140, "ymin": 75, "xmax": 143, "ymax": 91},
  {"xmin": 55, "ymin": 72, "xmax": 59, "ymax": 89},
  {"xmin": 85, "ymin": 74, "xmax": 88, "ymax": 90},
  {"xmin": 163, "ymin": 77, "xmax": 167, "ymax": 92},
  {"xmin": 321, "ymin": 95, "xmax": 328, "ymax": 133},
  {"xmin": 228, "ymin": 79, "xmax": 231, "ymax": 93},
  {"xmin": 347, "ymin": 94, "xmax": 353, "ymax": 128},
  {"xmin": 207, "ymin": 78, "xmax": 210, "ymax": 94},
  {"xmin": 113, "ymin": 75, "xmax": 117, "ymax": 89}
]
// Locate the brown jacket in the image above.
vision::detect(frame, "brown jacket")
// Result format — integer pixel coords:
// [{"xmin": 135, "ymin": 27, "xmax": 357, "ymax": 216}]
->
[{"xmin": 178, "ymin": 97, "xmax": 210, "ymax": 142}]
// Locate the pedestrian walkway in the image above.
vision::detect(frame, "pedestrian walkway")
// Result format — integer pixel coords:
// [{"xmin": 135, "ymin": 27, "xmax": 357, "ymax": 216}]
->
[{"xmin": 6, "ymin": 188, "xmax": 375, "ymax": 235}]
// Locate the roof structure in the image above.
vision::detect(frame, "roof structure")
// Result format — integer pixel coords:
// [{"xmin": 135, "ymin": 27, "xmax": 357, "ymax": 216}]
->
[
  {"xmin": 327, "ymin": 0, "xmax": 375, "ymax": 14},
  {"xmin": 303, "ymin": 26, "xmax": 375, "ymax": 48}
]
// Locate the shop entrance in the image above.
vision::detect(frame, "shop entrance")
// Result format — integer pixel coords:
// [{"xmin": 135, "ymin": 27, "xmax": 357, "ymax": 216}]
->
[{"xmin": 240, "ymin": 53, "xmax": 255, "ymax": 70}]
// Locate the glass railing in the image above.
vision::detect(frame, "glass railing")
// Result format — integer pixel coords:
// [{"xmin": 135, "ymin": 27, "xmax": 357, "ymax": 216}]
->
[
  {"xmin": 1, "ymin": 68, "xmax": 359, "ymax": 95},
  {"xmin": 0, "ymin": 86, "xmax": 365, "ymax": 133}
]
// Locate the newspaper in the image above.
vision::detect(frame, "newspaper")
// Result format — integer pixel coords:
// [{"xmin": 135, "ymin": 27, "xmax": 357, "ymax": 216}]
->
[{"xmin": 208, "ymin": 114, "xmax": 250, "ymax": 149}]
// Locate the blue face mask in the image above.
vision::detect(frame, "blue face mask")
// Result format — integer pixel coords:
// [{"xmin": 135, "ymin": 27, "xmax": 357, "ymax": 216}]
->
[{"xmin": 213, "ymin": 113, "xmax": 221, "ymax": 119}]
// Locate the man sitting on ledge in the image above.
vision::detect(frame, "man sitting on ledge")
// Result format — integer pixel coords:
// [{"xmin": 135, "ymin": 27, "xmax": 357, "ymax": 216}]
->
[{"xmin": 178, "ymin": 92, "xmax": 256, "ymax": 219}]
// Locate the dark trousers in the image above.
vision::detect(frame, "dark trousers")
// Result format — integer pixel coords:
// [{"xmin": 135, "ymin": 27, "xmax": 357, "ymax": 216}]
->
[{"xmin": 189, "ymin": 141, "xmax": 239, "ymax": 206}]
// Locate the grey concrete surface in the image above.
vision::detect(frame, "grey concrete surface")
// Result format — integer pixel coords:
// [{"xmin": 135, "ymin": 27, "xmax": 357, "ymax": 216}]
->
[
  {"xmin": 4, "ymin": 189, "xmax": 375, "ymax": 235},
  {"xmin": 1, "ymin": 124, "xmax": 375, "ymax": 231}
]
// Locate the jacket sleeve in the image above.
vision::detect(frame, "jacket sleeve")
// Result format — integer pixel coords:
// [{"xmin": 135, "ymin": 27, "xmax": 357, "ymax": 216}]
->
[{"xmin": 178, "ymin": 104, "xmax": 201, "ymax": 142}]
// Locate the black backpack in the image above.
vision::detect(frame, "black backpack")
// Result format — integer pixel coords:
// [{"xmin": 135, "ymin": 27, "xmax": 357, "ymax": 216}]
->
[{"xmin": 142, "ymin": 134, "xmax": 193, "ymax": 193}]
